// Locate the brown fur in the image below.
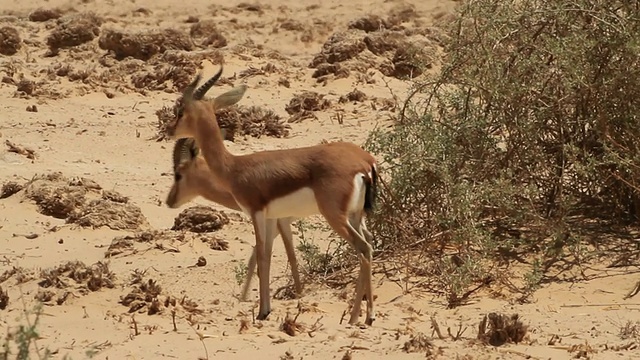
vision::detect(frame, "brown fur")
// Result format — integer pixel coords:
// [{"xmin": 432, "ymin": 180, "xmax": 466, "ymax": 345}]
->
[{"xmin": 166, "ymin": 68, "xmax": 378, "ymax": 326}]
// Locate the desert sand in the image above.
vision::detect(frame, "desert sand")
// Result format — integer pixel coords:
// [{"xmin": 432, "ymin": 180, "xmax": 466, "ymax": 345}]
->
[{"xmin": 1, "ymin": 0, "xmax": 640, "ymax": 359}]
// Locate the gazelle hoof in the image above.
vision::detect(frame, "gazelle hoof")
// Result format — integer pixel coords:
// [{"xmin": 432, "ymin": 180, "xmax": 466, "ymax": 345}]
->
[{"xmin": 256, "ymin": 310, "xmax": 271, "ymax": 321}]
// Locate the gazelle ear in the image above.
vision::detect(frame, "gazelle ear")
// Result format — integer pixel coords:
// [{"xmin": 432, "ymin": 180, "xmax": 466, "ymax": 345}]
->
[
  {"xmin": 212, "ymin": 84, "xmax": 248, "ymax": 109},
  {"xmin": 220, "ymin": 128, "xmax": 228, "ymax": 141}
]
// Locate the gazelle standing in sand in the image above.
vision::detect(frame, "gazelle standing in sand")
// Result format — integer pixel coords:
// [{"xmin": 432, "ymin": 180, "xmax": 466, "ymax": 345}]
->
[
  {"xmin": 166, "ymin": 137, "xmax": 302, "ymax": 302},
  {"xmin": 166, "ymin": 66, "xmax": 378, "ymax": 326}
]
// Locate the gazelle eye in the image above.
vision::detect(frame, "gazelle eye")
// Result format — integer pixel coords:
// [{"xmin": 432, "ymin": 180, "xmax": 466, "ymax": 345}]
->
[{"xmin": 174, "ymin": 173, "xmax": 182, "ymax": 181}]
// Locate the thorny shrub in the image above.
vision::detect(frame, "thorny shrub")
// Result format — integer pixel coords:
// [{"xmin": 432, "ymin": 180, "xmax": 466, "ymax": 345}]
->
[{"xmin": 364, "ymin": 0, "xmax": 640, "ymax": 306}]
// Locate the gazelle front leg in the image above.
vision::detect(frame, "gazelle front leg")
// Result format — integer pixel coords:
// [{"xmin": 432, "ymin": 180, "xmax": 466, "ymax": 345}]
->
[
  {"xmin": 251, "ymin": 210, "xmax": 272, "ymax": 320},
  {"xmin": 241, "ymin": 218, "xmax": 279, "ymax": 302}
]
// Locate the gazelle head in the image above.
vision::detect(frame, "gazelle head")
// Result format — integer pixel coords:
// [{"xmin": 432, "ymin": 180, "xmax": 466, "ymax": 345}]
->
[
  {"xmin": 166, "ymin": 65, "xmax": 248, "ymax": 140},
  {"xmin": 166, "ymin": 138, "xmax": 206, "ymax": 208}
]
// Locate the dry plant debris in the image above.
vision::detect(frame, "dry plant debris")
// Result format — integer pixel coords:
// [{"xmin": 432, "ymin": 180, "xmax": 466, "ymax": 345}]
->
[
  {"xmin": 67, "ymin": 198, "xmax": 149, "ymax": 230},
  {"xmin": 5, "ymin": 140, "xmax": 36, "ymax": 159},
  {"xmin": 478, "ymin": 313, "xmax": 528, "ymax": 346},
  {"xmin": 0, "ymin": 26, "xmax": 21, "ymax": 56},
  {"xmin": 22, "ymin": 172, "xmax": 148, "ymax": 230},
  {"xmin": 23, "ymin": 172, "xmax": 91, "ymax": 219},
  {"xmin": 285, "ymin": 91, "xmax": 331, "ymax": 122},
  {"xmin": 36, "ymin": 261, "xmax": 115, "ymax": 305},
  {"xmin": 171, "ymin": 205, "xmax": 230, "ymax": 233},
  {"xmin": 46, "ymin": 12, "xmax": 103, "ymax": 53},
  {"xmin": 120, "ymin": 277, "xmax": 202, "ymax": 316},
  {"xmin": 28, "ymin": 8, "xmax": 64, "ymax": 22},
  {"xmin": 339, "ymin": 89, "xmax": 367, "ymax": 103},
  {"xmin": 309, "ymin": 30, "xmax": 366, "ymax": 67},
  {"xmin": 215, "ymin": 105, "xmax": 290, "ymax": 140},
  {"xmin": 98, "ymin": 28, "xmax": 193, "ymax": 60},
  {"xmin": 0, "ymin": 181, "xmax": 23, "ymax": 199},
  {"xmin": 402, "ymin": 332, "xmax": 434, "ymax": 353},
  {"xmin": 280, "ymin": 311, "xmax": 305, "ymax": 336}
]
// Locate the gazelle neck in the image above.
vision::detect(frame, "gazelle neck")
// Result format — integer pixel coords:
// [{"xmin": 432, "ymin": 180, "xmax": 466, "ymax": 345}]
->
[{"xmin": 193, "ymin": 110, "xmax": 234, "ymax": 186}]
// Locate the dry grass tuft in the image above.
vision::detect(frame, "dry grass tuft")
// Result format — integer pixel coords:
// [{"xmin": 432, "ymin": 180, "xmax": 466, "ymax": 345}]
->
[
  {"xmin": 478, "ymin": 313, "xmax": 528, "ymax": 346},
  {"xmin": 1, "ymin": 181, "xmax": 24, "ymax": 199},
  {"xmin": 46, "ymin": 12, "xmax": 103, "ymax": 53},
  {"xmin": 171, "ymin": 205, "xmax": 230, "ymax": 233},
  {"xmin": 98, "ymin": 28, "xmax": 193, "ymax": 60}
]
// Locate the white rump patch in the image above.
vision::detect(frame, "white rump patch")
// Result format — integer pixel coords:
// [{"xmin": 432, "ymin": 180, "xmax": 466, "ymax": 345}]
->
[
  {"xmin": 347, "ymin": 173, "xmax": 368, "ymax": 213},
  {"xmin": 265, "ymin": 187, "xmax": 320, "ymax": 219}
]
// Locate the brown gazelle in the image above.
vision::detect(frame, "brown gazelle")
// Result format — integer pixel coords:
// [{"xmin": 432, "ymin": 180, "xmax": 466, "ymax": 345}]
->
[
  {"xmin": 166, "ymin": 66, "xmax": 378, "ymax": 326},
  {"xmin": 166, "ymin": 138, "xmax": 302, "ymax": 301}
]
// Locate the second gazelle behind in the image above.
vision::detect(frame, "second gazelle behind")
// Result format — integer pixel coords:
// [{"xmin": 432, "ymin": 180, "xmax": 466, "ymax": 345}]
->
[{"xmin": 166, "ymin": 66, "xmax": 378, "ymax": 326}]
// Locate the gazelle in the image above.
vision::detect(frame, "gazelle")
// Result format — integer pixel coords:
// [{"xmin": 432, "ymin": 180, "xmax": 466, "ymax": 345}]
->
[
  {"xmin": 166, "ymin": 66, "xmax": 378, "ymax": 326},
  {"xmin": 166, "ymin": 137, "xmax": 302, "ymax": 301}
]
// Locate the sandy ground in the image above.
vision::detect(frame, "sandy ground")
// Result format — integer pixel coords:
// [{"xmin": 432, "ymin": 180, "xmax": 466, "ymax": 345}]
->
[{"xmin": 1, "ymin": 0, "xmax": 640, "ymax": 359}]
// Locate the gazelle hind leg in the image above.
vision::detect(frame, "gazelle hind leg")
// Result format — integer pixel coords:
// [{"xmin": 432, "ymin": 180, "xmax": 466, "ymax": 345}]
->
[
  {"xmin": 321, "ymin": 212, "xmax": 373, "ymax": 325},
  {"xmin": 277, "ymin": 217, "xmax": 303, "ymax": 297},
  {"xmin": 348, "ymin": 213, "xmax": 375, "ymax": 325},
  {"xmin": 251, "ymin": 211, "xmax": 272, "ymax": 320},
  {"xmin": 241, "ymin": 218, "xmax": 279, "ymax": 302}
]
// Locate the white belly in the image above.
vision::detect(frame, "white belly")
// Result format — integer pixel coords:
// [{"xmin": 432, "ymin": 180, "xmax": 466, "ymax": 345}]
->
[{"xmin": 265, "ymin": 187, "xmax": 320, "ymax": 219}]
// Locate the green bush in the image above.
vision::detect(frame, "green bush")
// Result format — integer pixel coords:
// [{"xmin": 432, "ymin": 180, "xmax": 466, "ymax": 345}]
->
[{"xmin": 366, "ymin": 0, "xmax": 640, "ymax": 304}]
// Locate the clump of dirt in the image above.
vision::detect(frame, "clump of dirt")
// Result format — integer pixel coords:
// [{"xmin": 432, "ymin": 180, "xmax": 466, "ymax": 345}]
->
[
  {"xmin": 0, "ymin": 181, "xmax": 23, "ymax": 199},
  {"xmin": 120, "ymin": 277, "xmax": 202, "ymax": 316},
  {"xmin": 285, "ymin": 91, "xmax": 331, "ymax": 122},
  {"xmin": 309, "ymin": 30, "xmax": 366, "ymax": 67},
  {"xmin": 23, "ymin": 172, "xmax": 92, "ymax": 219},
  {"xmin": 312, "ymin": 63, "xmax": 350, "ymax": 81},
  {"xmin": 172, "ymin": 205, "xmax": 229, "ymax": 233},
  {"xmin": 104, "ymin": 231, "xmax": 159, "ymax": 258},
  {"xmin": 216, "ymin": 105, "xmax": 290, "ymax": 140},
  {"xmin": 46, "ymin": 12, "xmax": 103, "ymax": 53},
  {"xmin": 0, "ymin": 286, "xmax": 8, "ymax": 310},
  {"xmin": 0, "ymin": 26, "xmax": 21, "ymax": 56},
  {"xmin": 363, "ymin": 30, "xmax": 406, "ymax": 56},
  {"xmin": 36, "ymin": 261, "xmax": 115, "ymax": 305},
  {"xmin": 386, "ymin": 2, "xmax": 419, "ymax": 26},
  {"xmin": 190, "ymin": 19, "xmax": 227, "ymax": 48},
  {"xmin": 339, "ymin": 89, "xmax": 367, "ymax": 103},
  {"xmin": 68, "ymin": 198, "xmax": 149, "ymax": 231},
  {"xmin": 478, "ymin": 313, "xmax": 528, "ymax": 346},
  {"xmin": 28, "ymin": 8, "xmax": 64, "ymax": 22},
  {"xmin": 98, "ymin": 28, "xmax": 194, "ymax": 61},
  {"xmin": 348, "ymin": 15, "xmax": 388, "ymax": 33}
]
